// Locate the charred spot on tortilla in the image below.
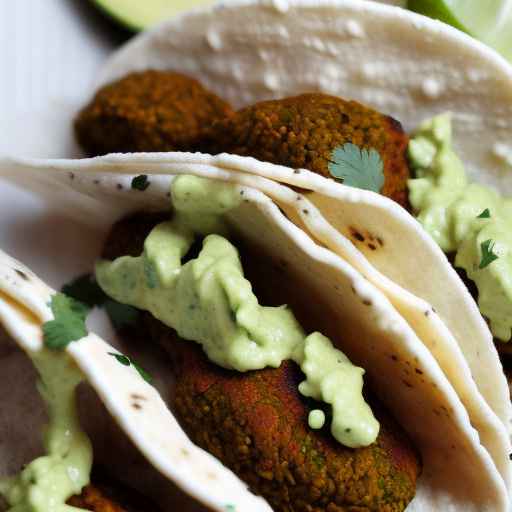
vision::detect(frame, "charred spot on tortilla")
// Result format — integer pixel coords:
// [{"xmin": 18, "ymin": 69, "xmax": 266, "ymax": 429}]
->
[
  {"xmin": 74, "ymin": 70, "xmax": 234, "ymax": 156},
  {"xmin": 348, "ymin": 228, "xmax": 385, "ymax": 252},
  {"xmin": 349, "ymin": 226, "xmax": 366, "ymax": 242},
  {"xmin": 14, "ymin": 269, "xmax": 29, "ymax": 281},
  {"xmin": 202, "ymin": 93, "xmax": 411, "ymax": 208},
  {"xmin": 100, "ymin": 212, "xmax": 421, "ymax": 512},
  {"xmin": 130, "ymin": 393, "xmax": 146, "ymax": 402},
  {"xmin": 131, "ymin": 175, "xmax": 150, "ymax": 192}
]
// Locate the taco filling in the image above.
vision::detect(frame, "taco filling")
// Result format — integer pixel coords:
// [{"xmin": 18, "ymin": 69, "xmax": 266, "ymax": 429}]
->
[{"xmin": 93, "ymin": 176, "xmax": 420, "ymax": 511}]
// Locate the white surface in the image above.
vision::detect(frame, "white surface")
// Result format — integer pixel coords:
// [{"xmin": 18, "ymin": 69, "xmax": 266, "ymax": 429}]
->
[{"xmin": 0, "ymin": 0, "xmax": 121, "ymax": 287}]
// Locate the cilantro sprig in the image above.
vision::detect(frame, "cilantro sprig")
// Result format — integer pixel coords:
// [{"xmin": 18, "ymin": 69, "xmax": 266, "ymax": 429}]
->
[
  {"xmin": 328, "ymin": 143, "xmax": 384, "ymax": 193},
  {"xmin": 62, "ymin": 274, "xmax": 108, "ymax": 308},
  {"xmin": 43, "ymin": 294, "xmax": 89, "ymax": 350},
  {"xmin": 108, "ymin": 352, "xmax": 153, "ymax": 383},
  {"xmin": 479, "ymin": 239, "xmax": 499, "ymax": 269},
  {"xmin": 62, "ymin": 273, "xmax": 140, "ymax": 329}
]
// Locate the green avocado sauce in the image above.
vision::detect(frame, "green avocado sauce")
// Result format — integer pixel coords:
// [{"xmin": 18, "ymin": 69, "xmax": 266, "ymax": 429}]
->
[
  {"xmin": 96, "ymin": 175, "xmax": 379, "ymax": 448},
  {"xmin": 408, "ymin": 113, "xmax": 512, "ymax": 341},
  {"xmin": 0, "ymin": 350, "xmax": 92, "ymax": 511}
]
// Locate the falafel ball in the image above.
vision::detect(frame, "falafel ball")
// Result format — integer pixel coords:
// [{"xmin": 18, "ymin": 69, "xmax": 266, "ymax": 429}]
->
[
  {"xmin": 68, "ymin": 481, "xmax": 160, "ymax": 512},
  {"xmin": 203, "ymin": 93, "xmax": 411, "ymax": 208},
  {"xmin": 75, "ymin": 71, "xmax": 234, "ymax": 156},
  {"xmin": 102, "ymin": 213, "xmax": 421, "ymax": 512},
  {"xmin": 159, "ymin": 335, "xmax": 420, "ymax": 512}
]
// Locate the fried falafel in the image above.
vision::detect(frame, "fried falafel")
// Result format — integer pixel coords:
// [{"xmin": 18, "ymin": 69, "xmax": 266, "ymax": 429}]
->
[
  {"xmin": 162, "ymin": 335, "xmax": 420, "ymax": 512},
  {"xmin": 102, "ymin": 213, "xmax": 421, "ymax": 512},
  {"xmin": 203, "ymin": 93, "xmax": 411, "ymax": 208},
  {"xmin": 68, "ymin": 481, "xmax": 160, "ymax": 512},
  {"xmin": 75, "ymin": 71, "xmax": 234, "ymax": 156},
  {"xmin": 68, "ymin": 485, "xmax": 127, "ymax": 512}
]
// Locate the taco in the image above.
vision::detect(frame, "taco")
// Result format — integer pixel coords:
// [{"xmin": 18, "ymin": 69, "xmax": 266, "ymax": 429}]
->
[
  {"xmin": 1, "ymin": 152, "xmax": 510, "ymax": 512},
  {"xmin": 1, "ymin": 0, "xmax": 512, "ymax": 511}
]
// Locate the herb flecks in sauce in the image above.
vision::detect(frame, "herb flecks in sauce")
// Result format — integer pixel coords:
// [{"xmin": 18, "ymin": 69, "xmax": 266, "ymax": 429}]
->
[
  {"xmin": 408, "ymin": 113, "xmax": 512, "ymax": 341},
  {"xmin": 131, "ymin": 174, "xmax": 150, "ymax": 191},
  {"xmin": 96, "ymin": 175, "xmax": 379, "ymax": 448}
]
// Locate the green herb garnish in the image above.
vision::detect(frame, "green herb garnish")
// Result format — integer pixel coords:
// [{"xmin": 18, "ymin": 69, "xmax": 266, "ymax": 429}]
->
[
  {"xmin": 143, "ymin": 257, "xmax": 158, "ymax": 289},
  {"xmin": 43, "ymin": 293, "xmax": 89, "ymax": 350},
  {"xmin": 104, "ymin": 300, "xmax": 140, "ymax": 329},
  {"xmin": 477, "ymin": 208, "xmax": 491, "ymax": 219},
  {"xmin": 225, "ymin": 506, "xmax": 236, "ymax": 512},
  {"xmin": 131, "ymin": 175, "xmax": 150, "ymax": 191},
  {"xmin": 108, "ymin": 352, "xmax": 153, "ymax": 383},
  {"xmin": 109, "ymin": 353, "xmax": 131, "ymax": 366},
  {"xmin": 328, "ymin": 143, "xmax": 384, "ymax": 193},
  {"xmin": 479, "ymin": 239, "xmax": 499, "ymax": 269},
  {"xmin": 62, "ymin": 273, "xmax": 107, "ymax": 307},
  {"xmin": 132, "ymin": 362, "xmax": 153, "ymax": 384},
  {"xmin": 62, "ymin": 274, "xmax": 139, "ymax": 330}
]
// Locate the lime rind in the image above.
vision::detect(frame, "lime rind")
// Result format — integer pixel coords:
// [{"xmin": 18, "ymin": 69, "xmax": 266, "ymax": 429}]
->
[
  {"xmin": 408, "ymin": 0, "xmax": 512, "ymax": 62},
  {"xmin": 407, "ymin": 0, "xmax": 469, "ymax": 33}
]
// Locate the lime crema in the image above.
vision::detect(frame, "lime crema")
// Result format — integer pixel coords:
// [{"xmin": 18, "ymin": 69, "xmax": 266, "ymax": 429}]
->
[
  {"xmin": 0, "ymin": 350, "xmax": 92, "ymax": 512},
  {"xmin": 96, "ymin": 175, "xmax": 379, "ymax": 448},
  {"xmin": 408, "ymin": 113, "xmax": 512, "ymax": 341}
]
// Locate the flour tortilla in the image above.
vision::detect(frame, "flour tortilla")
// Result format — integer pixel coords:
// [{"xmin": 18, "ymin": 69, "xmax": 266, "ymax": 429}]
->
[{"xmin": 0, "ymin": 153, "xmax": 509, "ymax": 511}]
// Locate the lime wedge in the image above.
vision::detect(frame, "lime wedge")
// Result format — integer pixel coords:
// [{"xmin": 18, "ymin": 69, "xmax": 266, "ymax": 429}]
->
[
  {"xmin": 92, "ymin": 0, "xmax": 215, "ymax": 32},
  {"xmin": 407, "ymin": 0, "xmax": 512, "ymax": 62}
]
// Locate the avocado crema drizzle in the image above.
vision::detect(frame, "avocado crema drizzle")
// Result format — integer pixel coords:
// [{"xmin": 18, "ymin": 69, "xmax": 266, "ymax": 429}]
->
[
  {"xmin": 96, "ymin": 175, "xmax": 380, "ymax": 448},
  {"xmin": 408, "ymin": 114, "xmax": 512, "ymax": 342},
  {"xmin": 0, "ymin": 350, "xmax": 93, "ymax": 512}
]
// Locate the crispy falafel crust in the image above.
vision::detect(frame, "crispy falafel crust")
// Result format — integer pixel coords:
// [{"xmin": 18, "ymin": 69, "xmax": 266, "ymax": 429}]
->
[
  {"xmin": 68, "ymin": 482, "xmax": 159, "ymax": 512},
  {"xmin": 75, "ymin": 71, "xmax": 234, "ymax": 156},
  {"xmin": 102, "ymin": 213, "xmax": 421, "ymax": 512},
  {"xmin": 203, "ymin": 93, "xmax": 411, "ymax": 208},
  {"xmin": 157, "ymin": 334, "xmax": 420, "ymax": 512},
  {"xmin": 68, "ymin": 485, "xmax": 126, "ymax": 512}
]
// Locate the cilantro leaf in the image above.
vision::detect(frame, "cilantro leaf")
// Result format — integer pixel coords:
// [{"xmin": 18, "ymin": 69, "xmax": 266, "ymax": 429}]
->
[
  {"xmin": 108, "ymin": 352, "xmax": 153, "ymax": 384},
  {"xmin": 131, "ymin": 175, "xmax": 150, "ymax": 191},
  {"xmin": 62, "ymin": 273, "xmax": 139, "ymax": 330},
  {"xmin": 62, "ymin": 273, "xmax": 108, "ymax": 308},
  {"xmin": 132, "ymin": 362, "xmax": 153, "ymax": 384},
  {"xmin": 479, "ymin": 239, "xmax": 499, "ymax": 269},
  {"xmin": 328, "ymin": 143, "xmax": 384, "ymax": 193},
  {"xmin": 104, "ymin": 300, "xmax": 140, "ymax": 330},
  {"xmin": 477, "ymin": 208, "xmax": 491, "ymax": 219},
  {"xmin": 108, "ymin": 352, "xmax": 131, "ymax": 366},
  {"xmin": 43, "ymin": 293, "xmax": 89, "ymax": 350}
]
